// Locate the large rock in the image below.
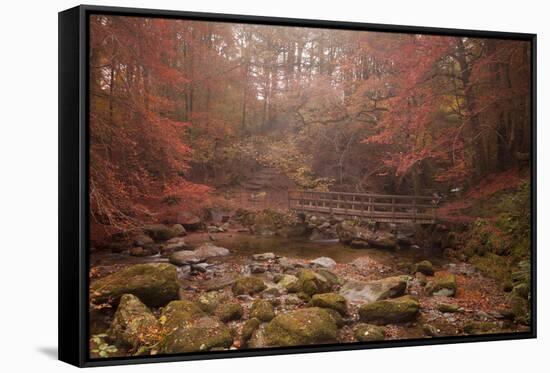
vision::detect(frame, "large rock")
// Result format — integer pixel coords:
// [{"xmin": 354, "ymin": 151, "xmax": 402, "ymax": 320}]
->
[
  {"xmin": 215, "ymin": 303, "xmax": 243, "ymax": 322},
  {"xmin": 176, "ymin": 211, "xmax": 203, "ymax": 231},
  {"xmin": 336, "ymin": 221, "xmax": 370, "ymax": 245},
  {"xmin": 353, "ymin": 323, "xmax": 386, "ymax": 342},
  {"xmin": 366, "ymin": 231, "xmax": 398, "ymax": 250},
  {"xmin": 143, "ymin": 224, "xmax": 179, "ymax": 241},
  {"xmin": 241, "ymin": 318, "xmax": 261, "ymax": 343},
  {"xmin": 276, "ymin": 274, "xmax": 299, "ymax": 290},
  {"xmin": 250, "ymin": 299, "xmax": 275, "ymax": 322},
  {"xmin": 161, "ymin": 237, "xmax": 192, "ymax": 256},
  {"xmin": 133, "ymin": 234, "xmax": 154, "ymax": 247},
  {"xmin": 90, "ymin": 263, "xmax": 179, "ymax": 307},
  {"xmin": 358, "ymin": 296, "xmax": 420, "ymax": 325},
  {"xmin": 426, "ymin": 274, "xmax": 457, "ymax": 297},
  {"xmin": 169, "ymin": 244, "xmax": 229, "ymax": 265},
  {"xmin": 340, "ymin": 276, "xmax": 408, "ymax": 304},
  {"xmin": 264, "ymin": 307, "xmax": 339, "ymax": 346},
  {"xmin": 232, "ymin": 276, "xmax": 267, "ymax": 295},
  {"xmin": 310, "ymin": 257, "xmax": 337, "ymax": 269},
  {"xmin": 157, "ymin": 300, "xmax": 232, "ymax": 353},
  {"xmin": 310, "ymin": 293, "xmax": 347, "ymax": 315},
  {"xmin": 411, "ymin": 260, "xmax": 434, "ymax": 276},
  {"xmin": 196, "ymin": 291, "xmax": 232, "ymax": 314},
  {"xmin": 159, "ymin": 316, "xmax": 232, "ymax": 353},
  {"xmin": 108, "ymin": 294, "xmax": 159, "ymax": 349},
  {"xmin": 286, "ymin": 269, "xmax": 338, "ymax": 296}
]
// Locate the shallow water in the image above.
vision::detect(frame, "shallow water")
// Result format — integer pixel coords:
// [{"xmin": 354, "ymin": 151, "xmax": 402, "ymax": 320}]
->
[
  {"xmin": 91, "ymin": 233, "xmax": 448, "ymax": 269},
  {"xmin": 215, "ymin": 234, "xmax": 448, "ymax": 267}
]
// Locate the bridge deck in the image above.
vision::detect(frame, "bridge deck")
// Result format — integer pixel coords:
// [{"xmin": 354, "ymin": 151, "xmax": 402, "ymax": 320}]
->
[{"xmin": 288, "ymin": 190, "xmax": 438, "ymax": 224}]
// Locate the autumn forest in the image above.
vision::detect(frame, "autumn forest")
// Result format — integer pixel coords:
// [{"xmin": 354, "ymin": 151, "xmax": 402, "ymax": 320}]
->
[{"xmin": 88, "ymin": 15, "xmax": 532, "ymax": 358}]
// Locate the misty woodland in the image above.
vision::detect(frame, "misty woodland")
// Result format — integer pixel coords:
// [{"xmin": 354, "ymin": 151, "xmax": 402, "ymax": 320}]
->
[{"xmin": 88, "ymin": 15, "xmax": 532, "ymax": 358}]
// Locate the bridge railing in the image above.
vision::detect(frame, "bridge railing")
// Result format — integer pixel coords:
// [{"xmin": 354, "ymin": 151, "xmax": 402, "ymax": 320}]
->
[{"xmin": 288, "ymin": 190, "xmax": 438, "ymax": 223}]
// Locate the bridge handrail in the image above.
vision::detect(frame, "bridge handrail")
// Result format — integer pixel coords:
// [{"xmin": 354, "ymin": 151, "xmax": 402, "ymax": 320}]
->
[
  {"xmin": 288, "ymin": 189, "xmax": 437, "ymax": 201},
  {"xmin": 288, "ymin": 189, "xmax": 438, "ymax": 223}
]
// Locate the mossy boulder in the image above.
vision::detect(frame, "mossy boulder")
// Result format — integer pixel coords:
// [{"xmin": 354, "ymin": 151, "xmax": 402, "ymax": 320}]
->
[
  {"xmin": 158, "ymin": 300, "xmax": 232, "ymax": 353},
  {"xmin": 250, "ymin": 299, "xmax": 275, "ymax": 322},
  {"xmin": 264, "ymin": 307, "xmax": 339, "ymax": 346},
  {"xmin": 108, "ymin": 294, "xmax": 159, "ymax": 349},
  {"xmin": 216, "ymin": 303, "xmax": 243, "ymax": 322},
  {"xmin": 336, "ymin": 221, "xmax": 370, "ymax": 245},
  {"xmin": 232, "ymin": 276, "xmax": 267, "ymax": 295},
  {"xmin": 286, "ymin": 269, "xmax": 333, "ymax": 296},
  {"xmin": 358, "ymin": 296, "xmax": 420, "ymax": 325},
  {"xmin": 158, "ymin": 316, "xmax": 233, "ymax": 353},
  {"xmin": 310, "ymin": 293, "xmax": 347, "ymax": 315},
  {"xmin": 426, "ymin": 274, "xmax": 457, "ymax": 297},
  {"xmin": 196, "ymin": 291, "xmax": 232, "ymax": 314},
  {"xmin": 366, "ymin": 232, "xmax": 398, "ymax": 250},
  {"xmin": 144, "ymin": 224, "xmax": 179, "ymax": 241},
  {"xmin": 411, "ymin": 260, "xmax": 434, "ymax": 276},
  {"xmin": 160, "ymin": 300, "xmax": 206, "ymax": 327},
  {"xmin": 340, "ymin": 276, "xmax": 408, "ymax": 304},
  {"xmin": 171, "ymin": 224, "xmax": 187, "ymax": 236},
  {"xmin": 133, "ymin": 234, "xmax": 154, "ymax": 247},
  {"xmin": 90, "ymin": 263, "xmax": 179, "ymax": 307},
  {"xmin": 277, "ymin": 274, "xmax": 299, "ymax": 290},
  {"xmin": 315, "ymin": 269, "xmax": 344, "ymax": 286},
  {"xmin": 353, "ymin": 323, "xmax": 386, "ymax": 342},
  {"xmin": 241, "ymin": 318, "xmax": 261, "ymax": 343}
]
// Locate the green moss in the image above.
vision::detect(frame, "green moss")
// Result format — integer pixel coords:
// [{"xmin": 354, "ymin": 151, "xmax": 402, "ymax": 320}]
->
[
  {"xmin": 411, "ymin": 260, "xmax": 434, "ymax": 276},
  {"xmin": 287, "ymin": 269, "xmax": 332, "ymax": 296},
  {"xmin": 196, "ymin": 291, "xmax": 231, "ymax": 314},
  {"xmin": 250, "ymin": 299, "xmax": 275, "ymax": 322},
  {"xmin": 216, "ymin": 303, "xmax": 244, "ymax": 322},
  {"xmin": 159, "ymin": 316, "xmax": 233, "ymax": 353},
  {"xmin": 264, "ymin": 307, "xmax": 338, "ymax": 346},
  {"xmin": 462, "ymin": 182, "xmax": 531, "ymax": 284},
  {"xmin": 231, "ymin": 276, "xmax": 267, "ymax": 295},
  {"xmin": 90, "ymin": 263, "xmax": 179, "ymax": 307},
  {"xmin": 160, "ymin": 300, "xmax": 205, "ymax": 328},
  {"xmin": 426, "ymin": 274, "xmax": 457, "ymax": 297},
  {"xmin": 470, "ymin": 253, "xmax": 512, "ymax": 284},
  {"xmin": 144, "ymin": 224, "xmax": 178, "ymax": 241},
  {"xmin": 241, "ymin": 318, "xmax": 261, "ymax": 342},
  {"xmin": 108, "ymin": 294, "xmax": 159, "ymax": 348},
  {"xmin": 310, "ymin": 293, "xmax": 347, "ymax": 315},
  {"xmin": 358, "ymin": 296, "xmax": 420, "ymax": 325},
  {"xmin": 353, "ymin": 323, "xmax": 386, "ymax": 342}
]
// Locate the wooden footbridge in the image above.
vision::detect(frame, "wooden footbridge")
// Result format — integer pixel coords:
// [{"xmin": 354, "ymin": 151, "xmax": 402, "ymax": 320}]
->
[{"xmin": 288, "ymin": 190, "xmax": 439, "ymax": 224}]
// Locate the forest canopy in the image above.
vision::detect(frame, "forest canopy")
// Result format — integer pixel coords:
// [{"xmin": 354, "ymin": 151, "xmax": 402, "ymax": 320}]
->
[{"xmin": 89, "ymin": 15, "xmax": 531, "ymax": 232}]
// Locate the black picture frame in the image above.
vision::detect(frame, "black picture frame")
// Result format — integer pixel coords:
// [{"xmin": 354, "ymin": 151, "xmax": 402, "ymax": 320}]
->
[{"xmin": 59, "ymin": 4, "xmax": 537, "ymax": 367}]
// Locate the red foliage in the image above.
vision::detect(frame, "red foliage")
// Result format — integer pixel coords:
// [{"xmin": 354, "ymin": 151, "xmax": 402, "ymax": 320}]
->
[{"xmin": 89, "ymin": 16, "xmax": 211, "ymax": 232}]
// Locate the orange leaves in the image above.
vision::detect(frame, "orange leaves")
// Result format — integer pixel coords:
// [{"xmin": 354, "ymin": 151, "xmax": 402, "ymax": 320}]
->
[{"xmin": 89, "ymin": 15, "xmax": 212, "ymax": 231}]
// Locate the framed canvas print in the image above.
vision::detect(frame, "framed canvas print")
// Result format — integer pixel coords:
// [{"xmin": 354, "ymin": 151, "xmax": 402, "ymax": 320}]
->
[{"xmin": 58, "ymin": 5, "xmax": 536, "ymax": 367}]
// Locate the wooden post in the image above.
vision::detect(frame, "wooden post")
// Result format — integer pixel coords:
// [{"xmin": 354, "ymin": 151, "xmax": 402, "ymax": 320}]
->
[
  {"xmin": 344, "ymin": 194, "xmax": 348, "ymax": 217},
  {"xmin": 413, "ymin": 197, "xmax": 417, "ymax": 223}
]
